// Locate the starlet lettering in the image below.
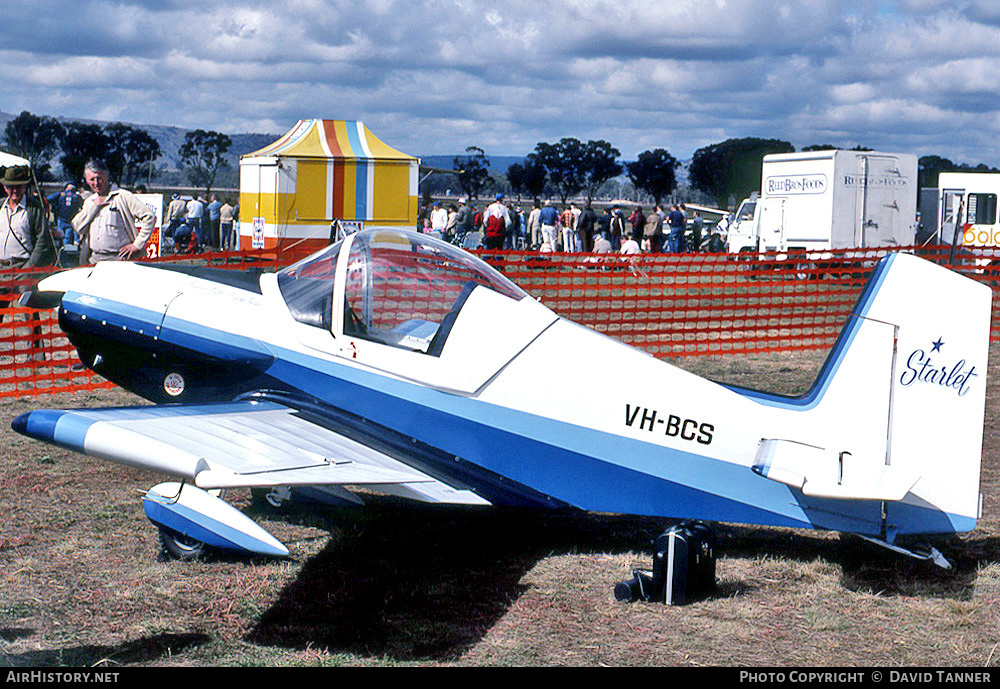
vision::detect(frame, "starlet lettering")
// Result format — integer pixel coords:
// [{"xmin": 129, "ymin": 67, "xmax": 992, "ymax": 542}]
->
[{"xmin": 899, "ymin": 346, "xmax": 978, "ymax": 397}]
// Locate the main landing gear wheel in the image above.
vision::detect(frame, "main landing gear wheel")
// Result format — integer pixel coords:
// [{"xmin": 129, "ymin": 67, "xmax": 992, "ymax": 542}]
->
[
  {"xmin": 252, "ymin": 486, "xmax": 294, "ymax": 510},
  {"xmin": 158, "ymin": 528, "xmax": 206, "ymax": 561}
]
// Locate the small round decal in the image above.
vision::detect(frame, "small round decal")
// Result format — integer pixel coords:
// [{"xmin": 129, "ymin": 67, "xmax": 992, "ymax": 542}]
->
[{"xmin": 164, "ymin": 372, "xmax": 185, "ymax": 397}]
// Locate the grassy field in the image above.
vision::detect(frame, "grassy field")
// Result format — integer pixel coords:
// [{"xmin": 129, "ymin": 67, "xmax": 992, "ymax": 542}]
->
[{"xmin": 1, "ymin": 348, "xmax": 1000, "ymax": 667}]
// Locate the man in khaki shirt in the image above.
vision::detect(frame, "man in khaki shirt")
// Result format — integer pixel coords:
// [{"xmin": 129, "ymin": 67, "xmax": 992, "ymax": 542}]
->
[
  {"xmin": 165, "ymin": 193, "xmax": 187, "ymax": 239},
  {"xmin": 72, "ymin": 159, "xmax": 155, "ymax": 263}
]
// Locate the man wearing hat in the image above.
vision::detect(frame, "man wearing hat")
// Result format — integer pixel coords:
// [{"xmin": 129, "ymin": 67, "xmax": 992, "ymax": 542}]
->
[
  {"xmin": 164, "ymin": 192, "xmax": 187, "ymax": 242},
  {"xmin": 455, "ymin": 197, "xmax": 473, "ymax": 236},
  {"xmin": 72, "ymin": 159, "xmax": 155, "ymax": 263},
  {"xmin": 0, "ymin": 165, "xmax": 55, "ymax": 269},
  {"xmin": 482, "ymin": 192, "xmax": 510, "ymax": 250}
]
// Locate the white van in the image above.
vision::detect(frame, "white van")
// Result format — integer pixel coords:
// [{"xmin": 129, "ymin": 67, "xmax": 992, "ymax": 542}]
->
[{"xmin": 728, "ymin": 150, "xmax": 918, "ymax": 254}]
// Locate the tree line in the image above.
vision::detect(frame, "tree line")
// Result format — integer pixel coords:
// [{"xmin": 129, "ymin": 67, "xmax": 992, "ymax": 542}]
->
[
  {"xmin": 6, "ymin": 110, "xmax": 996, "ymax": 206},
  {"xmin": 443, "ymin": 139, "xmax": 680, "ymax": 207},
  {"xmin": 1, "ymin": 110, "xmax": 233, "ymax": 192},
  {"xmin": 432, "ymin": 136, "xmax": 1000, "ymax": 210}
]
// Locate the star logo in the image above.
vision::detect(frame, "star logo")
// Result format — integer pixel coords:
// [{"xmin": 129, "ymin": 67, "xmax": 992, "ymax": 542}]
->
[{"xmin": 931, "ymin": 337, "xmax": 944, "ymax": 353}]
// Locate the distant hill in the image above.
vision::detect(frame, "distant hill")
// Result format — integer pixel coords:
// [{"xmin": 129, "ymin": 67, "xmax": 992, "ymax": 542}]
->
[
  {"xmin": 419, "ymin": 154, "xmax": 527, "ymax": 174},
  {"xmin": 0, "ymin": 110, "xmax": 698, "ymax": 196},
  {"xmin": 0, "ymin": 109, "xmax": 279, "ymax": 187}
]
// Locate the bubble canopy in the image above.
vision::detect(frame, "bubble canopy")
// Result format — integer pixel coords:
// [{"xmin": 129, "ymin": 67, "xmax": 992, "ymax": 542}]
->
[{"xmin": 277, "ymin": 229, "xmax": 529, "ymax": 355}]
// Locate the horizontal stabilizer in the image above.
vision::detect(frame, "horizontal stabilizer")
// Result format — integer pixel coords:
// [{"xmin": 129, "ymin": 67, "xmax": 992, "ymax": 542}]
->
[{"xmin": 752, "ymin": 439, "xmax": 919, "ymax": 501}]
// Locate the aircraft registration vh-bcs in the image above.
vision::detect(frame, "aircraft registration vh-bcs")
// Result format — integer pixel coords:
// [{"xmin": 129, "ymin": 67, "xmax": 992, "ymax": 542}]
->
[{"xmin": 11, "ymin": 229, "xmax": 993, "ymax": 598}]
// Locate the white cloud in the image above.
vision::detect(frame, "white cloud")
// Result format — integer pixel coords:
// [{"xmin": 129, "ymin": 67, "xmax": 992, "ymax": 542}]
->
[{"xmin": 0, "ymin": 0, "xmax": 997, "ymax": 167}]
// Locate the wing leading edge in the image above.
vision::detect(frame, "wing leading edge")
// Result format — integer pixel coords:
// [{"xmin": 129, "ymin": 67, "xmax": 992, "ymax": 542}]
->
[{"xmin": 12, "ymin": 400, "xmax": 490, "ymax": 506}]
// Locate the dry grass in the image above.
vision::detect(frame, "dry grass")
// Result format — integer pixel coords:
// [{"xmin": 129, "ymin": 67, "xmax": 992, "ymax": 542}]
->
[{"xmin": 2, "ymin": 348, "xmax": 1000, "ymax": 667}]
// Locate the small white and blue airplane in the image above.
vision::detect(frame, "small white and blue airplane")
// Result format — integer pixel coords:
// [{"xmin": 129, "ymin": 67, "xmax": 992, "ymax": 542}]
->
[{"xmin": 11, "ymin": 229, "xmax": 993, "ymax": 570}]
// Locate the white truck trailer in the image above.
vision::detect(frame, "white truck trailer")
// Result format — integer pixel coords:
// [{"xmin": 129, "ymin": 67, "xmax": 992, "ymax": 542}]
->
[
  {"xmin": 936, "ymin": 172, "xmax": 1000, "ymax": 248},
  {"xmin": 727, "ymin": 150, "xmax": 918, "ymax": 255}
]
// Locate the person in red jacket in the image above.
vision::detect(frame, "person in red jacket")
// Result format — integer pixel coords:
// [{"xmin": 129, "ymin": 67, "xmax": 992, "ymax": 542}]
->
[{"xmin": 482, "ymin": 193, "xmax": 510, "ymax": 250}]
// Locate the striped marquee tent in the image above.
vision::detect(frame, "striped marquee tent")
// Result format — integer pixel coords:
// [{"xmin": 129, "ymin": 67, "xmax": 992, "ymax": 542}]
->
[{"xmin": 238, "ymin": 119, "xmax": 419, "ymax": 250}]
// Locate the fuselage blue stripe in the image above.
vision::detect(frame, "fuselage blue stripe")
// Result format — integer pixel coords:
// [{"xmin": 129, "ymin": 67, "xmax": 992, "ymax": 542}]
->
[
  {"xmin": 63, "ymin": 291, "xmax": 165, "ymax": 338},
  {"xmin": 265, "ymin": 350, "xmax": 895, "ymax": 533}
]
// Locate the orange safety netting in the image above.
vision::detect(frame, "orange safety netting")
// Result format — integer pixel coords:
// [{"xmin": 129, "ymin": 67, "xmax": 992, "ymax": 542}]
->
[{"xmin": 2, "ymin": 244, "xmax": 998, "ymax": 400}]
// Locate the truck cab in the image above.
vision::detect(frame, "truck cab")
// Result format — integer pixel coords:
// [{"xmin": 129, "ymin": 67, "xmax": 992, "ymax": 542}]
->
[
  {"xmin": 726, "ymin": 194, "xmax": 760, "ymax": 253},
  {"xmin": 937, "ymin": 172, "xmax": 1000, "ymax": 248}
]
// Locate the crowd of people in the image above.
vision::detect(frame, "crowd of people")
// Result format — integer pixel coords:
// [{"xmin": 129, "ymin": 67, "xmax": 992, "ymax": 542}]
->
[
  {"xmin": 417, "ymin": 195, "xmax": 724, "ymax": 256},
  {"xmin": 0, "ymin": 159, "xmax": 240, "ymax": 272},
  {"xmin": 4, "ymin": 162, "xmax": 727, "ymax": 275},
  {"xmin": 162, "ymin": 191, "xmax": 238, "ymax": 254}
]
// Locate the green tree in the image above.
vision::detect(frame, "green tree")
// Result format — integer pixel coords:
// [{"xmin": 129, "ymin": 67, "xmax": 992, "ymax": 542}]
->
[
  {"xmin": 533, "ymin": 138, "xmax": 624, "ymax": 205},
  {"xmin": 178, "ymin": 129, "xmax": 232, "ymax": 193},
  {"xmin": 2, "ymin": 111, "xmax": 64, "ymax": 180},
  {"xmin": 802, "ymin": 144, "xmax": 872, "ymax": 152},
  {"xmin": 452, "ymin": 146, "xmax": 492, "ymax": 202},
  {"xmin": 505, "ymin": 161, "xmax": 527, "ymax": 201},
  {"xmin": 580, "ymin": 139, "xmax": 622, "ymax": 204},
  {"xmin": 506, "ymin": 154, "xmax": 547, "ymax": 203},
  {"xmin": 689, "ymin": 137, "xmax": 795, "ymax": 208},
  {"xmin": 59, "ymin": 122, "xmax": 112, "ymax": 184},
  {"xmin": 626, "ymin": 148, "xmax": 678, "ymax": 205},
  {"xmin": 104, "ymin": 123, "xmax": 162, "ymax": 188},
  {"xmin": 918, "ymin": 155, "xmax": 956, "ymax": 189},
  {"xmin": 533, "ymin": 138, "xmax": 586, "ymax": 205},
  {"xmin": 918, "ymin": 155, "xmax": 1000, "ymax": 189}
]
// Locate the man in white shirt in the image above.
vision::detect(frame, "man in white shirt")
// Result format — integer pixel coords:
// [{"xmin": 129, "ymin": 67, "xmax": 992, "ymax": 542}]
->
[
  {"xmin": 0, "ymin": 165, "xmax": 53, "ymax": 268},
  {"xmin": 186, "ymin": 196, "xmax": 205, "ymax": 247},
  {"xmin": 620, "ymin": 236, "xmax": 641, "ymax": 255},
  {"xmin": 483, "ymin": 193, "xmax": 511, "ymax": 250},
  {"xmin": 429, "ymin": 202, "xmax": 448, "ymax": 234}
]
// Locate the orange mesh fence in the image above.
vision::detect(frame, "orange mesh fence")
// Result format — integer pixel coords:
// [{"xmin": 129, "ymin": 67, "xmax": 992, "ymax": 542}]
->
[
  {"xmin": 483, "ymin": 244, "xmax": 1000, "ymax": 355},
  {"xmin": 0, "ymin": 249, "xmax": 313, "ymax": 400},
  {"xmin": 2, "ymin": 244, "xmax": 998, "ymax": 400}
]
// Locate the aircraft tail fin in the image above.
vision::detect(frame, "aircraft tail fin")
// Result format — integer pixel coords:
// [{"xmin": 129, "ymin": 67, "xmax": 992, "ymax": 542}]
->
[{"xmin": 752, "ymin": 253, "xmax": 991, "ymax": 536}]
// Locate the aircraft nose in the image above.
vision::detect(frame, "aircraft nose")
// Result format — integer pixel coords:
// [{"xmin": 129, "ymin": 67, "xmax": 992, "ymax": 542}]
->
[{"xmin": 18, "ymin": 267, "xmax": 95, "ymax": 309}]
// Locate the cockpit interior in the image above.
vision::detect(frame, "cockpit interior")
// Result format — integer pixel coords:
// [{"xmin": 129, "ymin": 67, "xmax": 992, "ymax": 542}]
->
[{"xmin": 277, "ymin": 229, "xmax": 531, "ymax": 358}]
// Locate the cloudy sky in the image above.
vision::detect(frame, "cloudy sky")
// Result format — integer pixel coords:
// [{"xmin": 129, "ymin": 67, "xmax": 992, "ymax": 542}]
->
[{"xmin": 2, "ymin": 0, "xmax": 999, "ymax": 164}]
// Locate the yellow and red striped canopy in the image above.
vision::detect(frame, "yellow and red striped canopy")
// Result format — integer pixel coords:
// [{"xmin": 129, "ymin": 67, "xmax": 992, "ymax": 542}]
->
[{"xmin": 246, "ymin": 119, "xmax": 415, "ymax": 161}]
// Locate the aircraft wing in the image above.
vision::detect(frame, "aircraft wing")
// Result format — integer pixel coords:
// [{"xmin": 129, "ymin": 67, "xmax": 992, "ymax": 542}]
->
[{"xmin": 12, "ymin": 400, "xmax": 490, "ymax": 506}]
